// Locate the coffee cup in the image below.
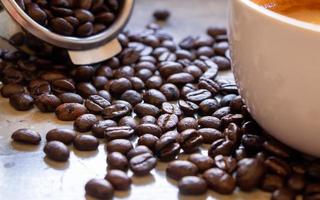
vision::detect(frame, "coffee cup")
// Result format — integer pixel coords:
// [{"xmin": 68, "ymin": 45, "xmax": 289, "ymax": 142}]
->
[{"xmin": 228, "ymin": 0, "xmax": 320, "ymax": 156}]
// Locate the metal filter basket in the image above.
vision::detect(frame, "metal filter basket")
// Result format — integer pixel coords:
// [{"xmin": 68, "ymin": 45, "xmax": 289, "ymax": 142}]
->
[{"xmin": 0, "ymin": 0, "xmax": 134, "ymax": 65}]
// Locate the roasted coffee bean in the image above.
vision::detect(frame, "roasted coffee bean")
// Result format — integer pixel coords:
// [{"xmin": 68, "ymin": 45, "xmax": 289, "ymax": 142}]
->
[
  {"xmin": 186, "ymin": 89, "xmax": 212, "ymax": 103},
  {"xmin": 241, "ymin": 121, "xmax": 263, "ymax": 135},
  {"xmin": 76, "ymin": 22, "xmax": 94, "ymax": 37},
  {"xmin": 120, "ymin": 90, "xmax": 142, "ymax": 105},
  {"xmin": 105, "ymin": 126, "xmax": 134, "ymax": 141},
  {"xmin": 236, "ymin": 158, "xmax": 266, "ymax": 191},
  {"xmin": 167, "ymin": 72, "xmax": 195, "ymax": 85},
  {"xmin": 51, "ymin": 79, "xmax": 75, "ymax": 94},
  {"xmin": 287, "ymin": 173, "xmax": 305, "ymax": 192},
  {"xmin": 91, "ymin": 120, "xmax": 117, "ymax": 138},
  {"xmin": 102, "ymin": 103, "xmax": 131, "ymax": 120},
  {"xmin": 50, "ymin": 17, "xmax": 74, "ymax": 36},
  {"xmin": 214, "ymin": 155, "xmax": 237, "ymax": 174},
  {"xmin": 146, "ymin": 76, "xmax": 163, "ymax": 89},
  {"xmin": 74, "ymin": 114, "xmax": 98, "ymax": 132},
  {"xmin": 197, "ymin": 128, "xmax": 224, "ymax": 144},
  {"xmin": 85, "ymin": 95, "xmax": 111, "ymax": 114},
  {"xmin": 55, "ymin": 103, "xmax": 88, "ymax": 121},
  {"xmin": 98, "ymin": 90, "xmax": 112, "ymax": 102},
  {"xmin": 230, "ymin": 95, "xmax": 244, "ymax": 112},
  {"xmin": 178, "ymin": 129, "xmax": 203, "ymax": 153},
  {"xmin": 44, "ymin": 141, "xmax": 70, "ymax": 162},
  {"xmin": 76, "ymin": 82, "xmax": 97, "ymax": 98},
  {"xmin": 271, "ymin": 188, "xmax": 295, "ymax": 200},
  {"xmin": 198, "ymin": 78, "xmax": 220, "ymax": 94},
  {"xmin": 9, "ymin": 93, "xmax": 34, "ymax": 111},
  {"xmin": 135, "ymin": 123, "xmax": 162, "ymax": 137},
  {"xmin": 199, "ymin": 98, "xmax": 219, "ymax": 115},
  {"xmin": 139, "ymin": 116, "xmax": 155, "ymax": 125},
  {"xmin": 181, "ymin": 83, "xmax": 198, "ymax": 98},
  {"xmin": 96, "ymin": 65, "xmax": 113, "ymax": 78},
  {"xmin": 119, "ymin": 116, "xmax": 138, "ymax": 129},
  {"xmin": 34, "ymin": 93, "xmax": 61, "ymax": 112},
  {"xmin": 213, "ymin": 106, "xmax": 231, "ymax": 119},
  {"xmin": 203, "ymin": 168, "xmax": 236, "ymax": 194},
  {"xmin": 208, "ymin": 139, "xmax": 235, "ymax": 158},
  {"xmin": 219, "ymin": 82, "xmax": 239, "ymax": 95},
  {"xmin": 157, "ymin": 114, "xmax": 178, "ymax": 131},
  {"xmin": 73, "ymin": 135, "xmax": 99, "ymax": 151},
  {"xmin": 198, "ymin": 116, "xmax": 221, "ymax": 129},
  {"xmin": 263, "ymin": 140, "xmax": 291, "ymax": 159},
  {"xmin": 85, "ymin": 179, "xmax": 114, "ymax": 200},
  {"xmin": 136, "ymin": 68, "xmax": 153, "ymax": 81},
  {"xmin": 1, "ymin": 83, "xmax": 25, "ymax": 97},
  {"xmin": 155, "ymin": 136, "xmax": 181, "ymax": 161},
  {"xmin": 184, "ymin": 65, "xmax": 203, "ymax": 79},
  {"xmin": 27, "ymin": 3, "xmax": 47, "ymax": 25},
  {"xmin": 166, "ymin": 160, "xmax": 198, "ymax": 181},
  {"xmin": 12, "ymin": 128, "xmax": 41, "ymax": 145},
  {"xmin": 159, "ymin": 61, "xmax": 183, "ymax": 78},
  {"xmin": 241, "ymin": 134, "xmax": 264, "ymax": 152},
  {"xmin": 137, "ymin": 134, "xmax": 159, "ymax": 151},
  {"xmin": 121, "ymin": 48, "xmax": 140, "ymax": 65},
  {"xmin": 264, "ymin": 156, "xmax": 291, "ymax": 177},
  {"xmin": 260, "ymin": 174, "xmax": 285, "ymax": 192},
  {"xmin": 160, "ymin": 83, "xmax": 180, "ymax": 100},
  {"xmin": 178, "ymin": 176, "xmax": 208, "ymax": 195},
  {"xmin": 130, "ymin": 152, "xmax": 157, "ymax": 176},
  {"xmin": 107, "ymin": 152, "xmax": 129, "ymax": 171},
  {"xmin": 134, "ymin": 103, "xmax": 160, "ymax": 117},
  {"xmin": 188, "ymin": 154, "xmax": 214, "ymax": 172},
  {"xmin": 109, "ymin": 78, "xmax": 132, "ymax": 95},
  {"xmin": 92, "ymin": 76, "xmax": 108, "ymax": 89},
  {"xmin": 28, "ymin": 80, "xmax": 51, "ymax": 98},
  {"xmin": 212, "ymin": 56, "xmax": 231, "ymax": 71},
  {"xmin": 143, "ymin": 89, "xmax": 167, "ymax": 106},
  {"xmin": 46, "ymin": 128, "xmax": 76, "ymax": 145},
  {"xmin": 58, "ymin": 93, "xmax": 83, "ymax": 104},
  {"xmin": 207, "ymin": 26, "xmax": 227, "ymax": 37},
  {"xmin": 114, "ymin": 66, "xmax": 135, "ymax": 79},
  {"xmin": 153, "ymin": 9, "xmax": 170, "ymax": 21},
  {"xmin": 178, "ymin": 100, "xmax": 199, "ymax": 116},
  {"xmin": 224, "ymin": 123, "xmax": 242, "ymax": 145},
  {"xmin": 106, "ymin": 139, "xmax": 133, "ymax": 155},
  {"xmin": 161, "ymin": 102, "xmax": 182, "ymax": 116},
  {"xmin": 214, "ymin": 42, "xmax": 229, "ymax": 56},
  {"xmin": 221, "ymin": 114, "xmax": 244, "ymax": 128},
  {"xmin": 201, "ymin": 65, "xmax": 218, "ymax": 81},
  {"xmin": 105, "ymin": 170, "xmax": 132, "ymax": 191},
  {"xmin": 177, "ymin": 117, "xmax": 198, "ymax": 132},
  {"xmin": 220, "ymin": 94, "xmax": 237, "ymax": 107}
]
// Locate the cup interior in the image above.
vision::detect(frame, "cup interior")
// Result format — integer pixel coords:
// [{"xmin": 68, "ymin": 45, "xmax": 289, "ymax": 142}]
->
[{"xmin": 251, "ymin": 0, "xmax": 319, "ymax": 11}]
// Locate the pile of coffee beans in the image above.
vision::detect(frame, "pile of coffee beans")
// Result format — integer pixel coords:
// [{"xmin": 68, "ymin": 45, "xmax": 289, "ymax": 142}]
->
[
  {"xmin": 2, "ymin": 12, "xmax": 320, "ymax": 200},
  {"xmin": 15, "ymin": 0, "xmax": 122, "ymax": 37}
]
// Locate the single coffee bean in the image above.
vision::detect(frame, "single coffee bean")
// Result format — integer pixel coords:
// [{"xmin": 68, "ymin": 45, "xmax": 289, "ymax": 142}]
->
[
  {"xmin": 98, "ymin": 90, "xmax": 112, "ymax": 102},
  {"xmin": 166, "ymin": 160, "xmax": 198, "ymax": 181},
  {"xmin": 212, "ymin": 56, "xmax": 231, "ymax": 71},
  {"xmin": 9, "ymin": 93, "xmax": 34, "ymax": 111},
  {"xmin": 214, "ymin": 42, "xmax": 229, "ymax": 56},
  {"xmin": 155, "ymin": 136, "xmax": 181, "ymax": 161},
  {"xmin": 105, "ymin": 126, "xmax": 134, "ymax": 141},
  {"xmin": 178, "ymin": 176, "xmax": 208, "ymax": 195},
  {"xmin": 207, "ymin": 26, "xmax": 227, "ymax": 37},
  {"xmin": 241, "ymin": 134, "xmax": 264, "ymax": 152},
  {"xmin": 55, "ymin": 103, "xmax": 88, "ymax": 121},
  {"xmin": 114, "ymin": 66, "xmax": 135, "ymax": 79},
  {"xmin": 119, "ymin": 116, "xmax": 139, "ymax": 129},
  {"xmin": 184, "ymin": 65, "xmax": 203, "ymax": 79},
  {"xmin": 208, "ymin": 139, "xmax": 235, "ymax": 158},
  {"xmin": 27, "ymin": 3, "xmax": 48, "ymax": 25},
  {"xmin": 121, "ymin": 48, "xmax": 140, "ymax": 65},
  {"xmin": 198, "ymin": 78, "xmax": 220, "ymax": 95},
  {"xmin": 230, "ymin": 95, "xmax": 244, "ymax": 112},
  {"xmin": 85, "ymin": 94, "xmax": 111, "ymax": 114},
  {"xmin": 76, "ymin": 82, "xmax": 97, "ymax": 98},
  {"xmin": 44, "ymin": 141, "xmax": 70, "ymax": 162},
  {"xmin": 51, "ymin": 79, "xmax": 75, "ymax": 94},
  {"xmin": 91, "ymin": 120, "xmax": 117, "ymax": 138},
  {"xmin": 107, "ymin": 152, "xmax": 129, "ymax": 171},
  {"xmin": 109, "ymin": 78, "xmax": 132, "ymax": 95},
  {"xmin": 120, "ymin": 90, "xmax": 142, "ymax": 106},
  {"xmin": 92, "ymin": 76, "xmax": 108, "ymax": 89},
  {"xmin": 50, "ymin": 17, "xmax": 74, "ymax": 36},
  {"xmin": 198, "ymin": 116, "xmax": 221, "ymax": 129},
  {"xmin": 12, "ymin": 128, "xmax": 41, "ymax": 145},
  {"xmin": 153, "ymin": 9, "xmax": 170, "ymax": 21},
  {"xmin": 203, "ymin": 168, "xmax": 236, "ymax": 194},
  {"xmin": 34, "ymin": 93, "xmax": 61, "ymax": 112},
  {"xmin": 214, "ymin": 155, "xmax": 237, "ymax": 174},
  {"xmin": 136, "ymin": 68, "xmax": 153, "ymax": 81},
  {"xmin": 105, "ymin": 170, "xmax": 132, "ymax": 191},
  {"xmin": 188, "ymin": 153, "xmax": 214, "ymax": 172},
  {"xmin": 220, "ymin": 94, "xmax": 237, "ymax": 107},
  {"xmin": 135, "ymin": 123, "xmax": 162, "ymax": 137},
  {"xmin": 167, "ymin": 72, "xmax": 195, "ymax": 85},
  {"xmin": 74, "ymin": 114, "xmax": 98, "ymax": 132},
  {"xmin": 102, "ymin": 103, "xmax": 131, "ymax": 120},
  {"xmin": 134, "ymin": 103, "xmax": 160, "ymax": 117},
  {"xmin": 264, "ymin": 156, "xmax": 291, "ymax": 177},
  {"xmin": 106, "ymin": 139, "xmax": 133, "ymax": 155},
  {"xmin": 58, "ymin": 93, "xmax": 83, "ymax": 104},
  {"xmin": 129, "ymin": 153, "xmax": 157, "ymax": 176},
  {"xmin": 28, "ymin": 80, "xmax": 51, "ymax": 98},
  {"xmin": 212, "ymin": 106, "xmax": 231, "ymax": 119},
  {"xmin": 46, "ymin": 128, "xmax": 76, "ymax": 145},
  {"xmin": 85, "ymin": 179, "xmax": 114, "ymax": 200},
  {"xmin": 178, "ymin": 100, "xmax": 199, "ymax": 116},
  {"xmin": 73, "ymin": 135, "xmax": 99, "ymax": 151},
  {"xmin": 146, "ymin": 76, "xmax": 163, "ymax": 89},
  {"xmin": 236, "ymin": 158, "xmax": 266, "ymax": 191},
  {"xmin": 161, "ymin": 102, "xmax": 182, "ymax": 116},
  {"xmin": 160, "ymin": 83, "xmax": 180, "ymax": 100},
  {"xmin": 140, "ymin": 115, "xmax": 157, "ymax": 124},
  {"xmin": 263, "ymin": 140, "xmax": 291, "ymax": 159},
  {"xmin": 177, "ymin": 117, "xmax": 198, "ymax": 132},
  {"xmin": 157, "ymin": 114, "xmax": 178, "ymax": 131},
  {"xmin": 260, "ymin": 174, "xmax": 285, "ymax": 192},
  {"xmin": 224, "ymin": 123, "xmax": 242, "ymax": 145},
  {"xmin": 271, "ymin": 188, "xmax": 295, "ymax": 200},
  {"xmin": 178, "ymin": 129, "xmax": 203, "ymax": 153},
  {"xmin": 197, "ymin": 128, "xmax": 224, "ymax": 144},
  {"xmin": 199, "ymin": 98, "xmax": 220, "ymax": 115},
  {"xmin": 127, "ymin": 145, "xmax": 153, "ymax": 160},
  {"xmin": 1, "ymin": 83, "xmax": 25, "ymax": 97},
  {"xmin": 137, "ymin": 134, "xmax": 159, "ymax": 151},
  {"xmin": 143, "ymin": 89, "xmax": 167, "ymax": 106}
]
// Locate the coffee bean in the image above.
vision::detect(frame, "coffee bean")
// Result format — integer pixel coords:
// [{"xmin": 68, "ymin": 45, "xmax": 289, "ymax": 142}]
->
[
  {"xmin": 143, "ymin": 89, "xmax": 167, "ymax": 106},
  {"xmin": 85, "ymin": 95, "xmax": 111, "ymax": 114},
  {"xmin": 120, "ymin": 90, "xmax": 142, "ymax": 105},
  {"xmin": 136, "ymin": 69, "xmax": 153, "ymax": 81},
  {"xmin": 9, "ymin": 93, "xmax": 34, "ymax": 111},
  {"xmin": 271, "ymin": 188, "xmax": 295, "ymax": 200},
  {"xmin": 1, "ymin": 83, "xmax": 25, "ymax": 97},
  {"xmin": 28, "ymin": 80, "xmax": 51, "ymax": 98},
  {"xmin": 134, "ymin": 103, "xmax": 160, "ymax": 117},
  {"xmin": 107, "ymin": 152, "xmax": 129, "ymax": 171},
  {"xmin": 178, "ymin": 129, "xmax": 203, "ymax": 153},
  {"xmin": 160, "ymin": 83, "xmax": 180, "ymax": 100},
  {"xmin": 178, "ymin": 176, "xmax": 207, "ymax": 195},
  {"xmin": 119, "ymin": 116, "xmax": 138, "ymax": 129},
  {"xmin": 12, "ymin": 128, "xmax": 41, "ymax": 145},
  {"xmin": 51, "ymin": 79, "xmax": 75, "ymax": 94},
  {"xmin": 287, "ymin": 173, "xmax": 305, "ymax": 193},
  {"xmin": 137, "ymin": 134, "xmax": 159, "ymax": 151},
  {"xmin": 263, "ymin": 140, "xmax": 291, "ymax": 159},
  {"xmin": 197, "ymin": 128, "xmax": 224, "ymax": 144},
  {"xmin": 153, "ymin": 9, "xmax": 170, "ymax": 21},
  {"xmin": 76, "ymin": 82, "xmax": 97, "ymax": 98},
  {"xmin": 74, "ymin": 114, "xmax": 98, "ymax": 132},
  {"xmin": 92, "ymin": 76, "xmax": 108, "ymax": 89},
  {"xmin": 178, "ymin": 100, "xmax": 199, "ymax": 116},
  {"xmin": 102, "ymin": 103, "xmax": 131, "ymax": 120},
  {"xmin": 199, "ymin": 98, "xmax": 220, "ymax": 115},
  {"xmin": 260, "ymin": 174, "xmax": 285, "ymax": 192},
  {"xmin": 110, "ymin": 78, "xmax": 132, "ymax": 95},
  {"xmin": 212, "ymin": 56, "xmax": 230, "ymax": 71},
  {"xmin": 44, "ymin": 141, "xmax": 70, "ymax": 162},
  {"xmin": 213, "ymin": 106, "xmax": 231, "ymax": 119},
  {"xmin": 85, "ymin": 179, "xmax": 114, "ymax": 200},
  {"xmin": 264, "ymin": 156, "xmax": 291, "ymax": 177},
  {"xmin": 208, "ymin": 139, "xmax": 235, "ymax": 158},
  {"xmin": 214, "ymin": 155, "xmax": 237, "ymax": 174},
  {"xmin": 224, "ymin": 123, "xmax": 242, "ymax": 145},
  {"xmin": 203, "ymin": 168, "xmax": 236, "ymax": 194},
  {"xmin": 114, "ymin": 66, "xmax": 135, "ymax": 79},
  {"xmin": 186, "ymin": 89, "xmax": 212, "ymax": 103},
  {"xmin": 166, "ymin": 160, "xmax": 198, "ymax": 181},
  {"xmin": 155, "ymin": 136, "xmax": 181, "ymax": 161},
  {"xmin": 106, "ymin": 139, "xmax": 133, "ymax": 155},
  {"xmin": 105, "ymin": 126, "xmax": 134, "ymax": 141},
  {"xmin": 241, "ymin": 134, "xmax": 264, "ymax": 152},
  {"xmin": 130, "ymin": 153, "xmax": 157, "ymax": 176},
  {"xmin": 50, "ymin": 17, "xmax": 74, "ymax": 36},
  {"xmin": 121, "ymin": 48, "xmax": 140, "ymax": 65},
  {"xmin": 198, "ymin": 116, "xmax": 221, "ymax": 129},
  {"xmin": 73, "ymin": 135, "xmax": 99, "ymax": 151},
  {"xmin": 207, "ymin": 26, "xmax": 227, "ymax": 37},
  {"xmin": 167, "ymin": 72, "xmax": 195, "ymax": 85},
  {"xmin": 135, "ymin": 123, "xmax": 162, "ymax": 137},
  {"xmin": 105, "ymin": 170, "xmax": 131, "ymax": 191},
  {"xmin": 177, "ymin": 117, "xmax": 198, "ymax": 132},
  {"xmin": 35, "ymin": 93, "xmax": 61, "ymax": 112},
  {"xmin": 58, "ymin": 93, "xmax": 83, "ymax": 104},
  {"xmin": 188, "ymin": 154, "xmax": 214, "ymax": 172},
  {"xmin": 214, "ymin": 42, "xmax": 229, "ymax": 56},
  {"xmin": 157, "ymin": 114, "xmax": 178, "ymax": 131},
  {"xmin": 127, "ymin": 145, "xmax": 153, "ymax": 160},
  {"xmin": 91, "ymin": 120, "xmax": 117, "ymax": 138},
  {"xmin": 159, "ymin": 61, "xmax": 183, "ymax": 78},
  {"xmin": 140, "ymin": 115, "xmax": 156, "ymax": 124},
  {"xmin": 46, "ymin": 128, "xmax": 76, "ymax": 145},
  {"xmin": 55, "ymin": 103, "xmax": 88, "ymax": 121},
  {"xmin": 236, "ymin": 158, "xmax": 266, "ymax": 191},
  {"xmin": 27, "ymin": 3, "xmax": 48, "ymax": 25}
]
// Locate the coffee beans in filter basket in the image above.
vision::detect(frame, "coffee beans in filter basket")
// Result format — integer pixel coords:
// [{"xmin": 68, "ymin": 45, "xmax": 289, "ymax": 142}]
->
[
  {"xmin": 15, "ymin": 0, "xmax": 122, "ymax": 37},
  {"xmin": 3, "ymin": 9, "xmax": 319, "ymax": 200}
]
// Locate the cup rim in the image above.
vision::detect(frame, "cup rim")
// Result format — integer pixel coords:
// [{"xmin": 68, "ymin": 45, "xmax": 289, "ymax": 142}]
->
[
  {"xmin": 0, "ymin": 0, "xmax": 134, "ymax": 50},
  {"xmin": 240, "ymin": 0, "xmax": 320, "ymax": 33}
]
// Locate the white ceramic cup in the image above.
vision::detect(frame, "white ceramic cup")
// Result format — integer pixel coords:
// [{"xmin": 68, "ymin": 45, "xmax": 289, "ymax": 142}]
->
[{"xmin": 228, "ymin": 0, "xmax": 320, "ymax": 156}]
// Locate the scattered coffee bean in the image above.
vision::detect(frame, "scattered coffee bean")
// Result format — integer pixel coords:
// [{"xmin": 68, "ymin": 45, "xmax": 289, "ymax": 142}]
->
[
  {"xmin": 12, "ymin": 128, "xmax": 41, "ymax": 145},
  {"xmin": 55, "ymin": 103, "xmax": 88, "ymax": 121},
  {"xmin": 46, "ymin": 128, "xmax": 76, "ymax": 145},
  {"xmin": 74, "ymin": 114, "xmax": 98, "ymax": 132},
  {"xmin": 130, "ymin": 153, "xmax": 157, "ymax": 176},
  {"xmin": 73, "ymin": 135, "xmax": 99, "ymax": 151},
  {"xmin": 105, "ymin": 170, "xmax": 132, "ymax": 191},
  {"xmin": 91, "ymin": 120, "xmax": 117, "ymax": 138},
  {"xmin": 155, "ymin": 136, "xmax": 181, "ymax": 161},
  {"xmin": 271, "ymin": 188, "xmax": 295, "ymax": 200},
  {"xmin": 203, "ymin": 167, "xmax": 236, "ymax": 194},
  {"xmin": 188, "ymin": 153, "xmax": 214, "ymax": 172},
  {"xmin": 153, "ymin": 9, "xmax": 170, "ymax": 21},
  {"xmin": 178, "ymin": 129, "xmax": 203, "ymax": 153},
  {"xmin": 107, "ymin": 152, "xmax": 129, "ymax": 171},
  {"xmin": 44, "ymin": 141, "xmax": 70, "ymax": 162},
  {"xmin": 105, "ymin": 126, "xmax": 134, "ymax": 141},
  {"xmin": 85, "ymin": 178, "xmax": 114, "ymax": 200},
  {"xmin": 166, "ymin": 160, "xmax": 198, "ymax": 181},
  {"xmin": 106, "ymin": 139, "xmax": 133, "ymax": 155},
  {"xmin": 9, "ymin": 93, "xmax": 34, "ymax": 111},
  {"xmin": 178, "ymin": 176, "xmax": 207, "ymax": 195}
]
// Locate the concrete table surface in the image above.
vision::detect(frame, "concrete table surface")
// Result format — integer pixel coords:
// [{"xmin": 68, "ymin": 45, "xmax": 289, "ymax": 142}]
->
[{"xmin": 0, "ymin": 0, "xmax": 270, "ymax": 199}]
